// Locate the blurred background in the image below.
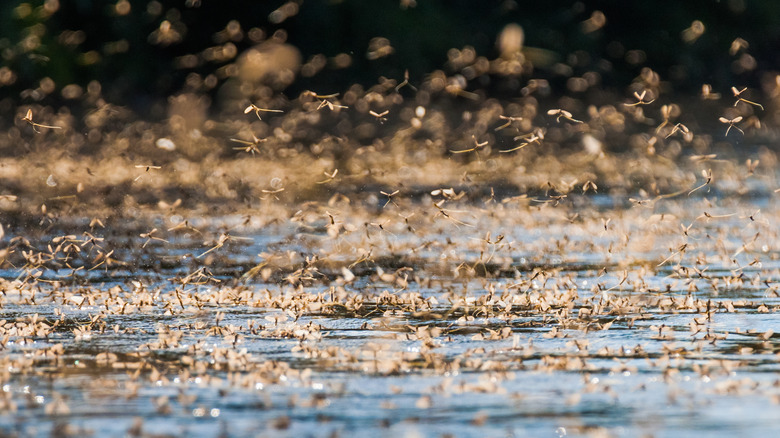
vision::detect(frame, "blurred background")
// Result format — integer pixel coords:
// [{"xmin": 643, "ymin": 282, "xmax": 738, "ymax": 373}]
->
[{"xmin": 2, "ymin": 0, "xmax": 779, "ymax": 118}]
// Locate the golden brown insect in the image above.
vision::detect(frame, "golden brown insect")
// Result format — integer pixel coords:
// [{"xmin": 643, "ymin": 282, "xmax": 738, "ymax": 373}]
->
[
  {"xmin": 655, "ymin": 105, "xmax": 674, "ymax": 133},
  {"xmin": 481, "ymin": 231, "xmax": 504, "ymax": 245},
  {"xmin": 499, "ymin": 142, "xmax": 527, "ymax": 153},
  {"xmin": 179, "ymin": 266, "xmax": 219, "ymax": 285},
  {"xmin": 244, "ymin": 104, "xmax": 283, "ymax": 120},
  {"xmin": 688, "ymin": 168, "xmax": 712, "ymax": 196},
  {"xmin": 531, "ymin": 193, "xmax": 568, "ymax": 206},
  {"xmin": 158, "ymin": 198, "xmax": 182, "ymax": 210},
  {"xmin": 628, "ymin": 197, "xmax": 653, "ymax": 208},
  {"xmin": 624, "ymin": 90, "xmax": 655, "ymax": 106},
  {"xmin": 701, "ymin": 84, "xmax": 720, "ymax": 100},
  {"xmin": 197, "ymin": 233, "xmax": 230, "ymax": 259},
  {"xmin": 21, "ymin": 109, "xmax": 62, "ymax": 132},
  {"xmin": 348, "ymin": 248, "xmax": 374, "ymax": 269},
  {"xmin": 547, "ymin": 108, "xmax": 582, "ymax": 123},
  {"xmin": 135, "ymin": 164, "xmax": 161, "ymax": 171},
  {"xmin": 484, "ymin": 186, "xmax": 496, "ymax": 204},
  {"xmin": 731, "ymin": 86, "xmax": 763, "ymax": 110},
  {"xmin": 658, "ymin": 243, "xmax": 688, "ymax": 267},
  {"xmin": 305, "ymin": 92, "xmax": 348, "ymax": 111},
  {"xmin": 431, "ymin": 199, "xmax": 473, "ymax": 227},
  {"xmin": 318, "ymin": 100, "xmax": 347, "ymax": 111},
  {"xmin": 134, "ymin": 164, "xmax": 162, "ymax": 181},
  {"xmin": 261, "ymin": 187, "xmax": 285, "ymax": 200},
  {"xmin": 316, "ymin": 169, "xmax": 339, "ymax": 184},
  {"xmin": 719, "ymin": 116, "xmax": 744, "ymax": 136},
  {"xmin": 582, "ymin": 180, "xmax": 598, "ymax": 193},
  {"xmin": 230, "ymin": 134, "xmax": 266, "ymax": 155},
  {"xmin": 380, "ymin": 189, "xmax": 400, "ymax": 208},
  {"xmin": 450, "ymin": 135, "xmax": 488, "ymax": 158},
  {"xmin": 500, "ymin": 129, "xmax": 544, "ymax": 153},
  {"xmin": 494, "ymin": 115, "xmax": 523, "ymax": 131},
  {"xmin": 140, "ymin": 228, "xmax": 169, "ymax": 248},
  {"xmin": 369, "ymin": 110, "xmax": 389, "ymax": 123},
  {"xmin": 730, "ymin": 37, "xmax": 749, "ymax": 55},
  {"xmin": 665, "ymin": 123, "xmax": 690, "ymax": 139},
  {"xmin": 746, "ymin": 158, "xmax": 759, "ymax": 176},
  {"xmin": 167, "ymin": 219, "xmax": 202, "ymax": 234},
  {"xmin": 398, "ymin": 212, "xmax": 417, "ymax": 233},
  {"xmin": 689, "ymin": 154, "xmax": 717, "ymax": 163},
  {"xmin": 90, "ymin": 249, "xmax": 121, "ymax": 271},
  {"xmin": 395, "ymin": 69, "xmax": 417, "ymax": 92}
]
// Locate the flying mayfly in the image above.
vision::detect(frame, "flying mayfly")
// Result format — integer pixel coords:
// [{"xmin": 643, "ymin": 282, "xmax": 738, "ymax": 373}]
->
[
  {"xmin": 230, "ymin": 134, "xmax": 267, "ymax": 155},
  {"xmin": 21, "ymin": 109, "xmax": 62, "ymax": 132},
  {"xmin": 244, "ymin": 104, "xmax": 283, "ymax": 120}
]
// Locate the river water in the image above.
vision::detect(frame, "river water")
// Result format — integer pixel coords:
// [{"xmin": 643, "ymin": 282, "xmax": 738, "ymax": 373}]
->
[{"xmin": 0, "ymin": 190, "xmax": 779, "ymax": 437}]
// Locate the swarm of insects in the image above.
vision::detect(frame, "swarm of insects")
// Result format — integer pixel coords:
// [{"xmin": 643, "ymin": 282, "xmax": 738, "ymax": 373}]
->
[{"xmin": 3, "ymin": 18, "xmax": 780, "ymax": 438}]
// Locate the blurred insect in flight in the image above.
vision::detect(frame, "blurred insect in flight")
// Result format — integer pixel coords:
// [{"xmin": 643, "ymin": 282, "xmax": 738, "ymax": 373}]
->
[{"xmin": 370, "ymin": 110, "xmax": 389, "ymax": 123}]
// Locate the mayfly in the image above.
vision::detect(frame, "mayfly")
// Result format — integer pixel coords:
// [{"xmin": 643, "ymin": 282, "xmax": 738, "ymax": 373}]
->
[
  {"xmin": 731, "ymin": 87, "xmax": 763, "ymax": 110},
  {"xmin": 547, "ymin": 108, "xmax": 582, "ymax": 123},
  {"xmin": 135, "ymin": 165, "xmax": 162, "ymax": 171},
  {"xmin": 665, "ymin": 123, "xmax": 690, "ymax": 139},
  {"xmin": 316, "ymin": 169, "xmax": 339, "ymax": 184},
  {"xmin": 450, "ymin": 135, "xmax": 488, "ymax": 159},
  {"xmin": 317, "ymin": 99, "xmax": 347, "ymax": 111},
  {"xmin": 582, "ymin": 180, "xmax": 598, "ymax": 193},
  {"xmin": 688, "ymin": 168, "xmax": 713, "ymax": 196},
  {"xmin": 140, "ymin": 228, "xmax": 169, "ymax": 248},
  {"xmin": 500, "ymin": 129, "xmax": 544, "ymax": 153},
  {"xmin": 304, "ymin": 92, "xmax": 348, "ymax": 111},
  {"xmin": 719, "ymin": 116, "xmax": 744, "ymax": 136},
  {"xmin": 655, "ymin": 105, "xmax": 674, "ymax": 133},
  {"xmin": 701, "ymin": 84, "xmax": 720, "ymax": 100},
  {"xmin": 134, "ymin": 164, "xmax": 162, "ymax": 181},
  {"xmin": 494, "ymin": 115, "xmax": 523, "ymax": 131},
  {"xmin": 746, "ymin": 158, "xmax": 759, "ymax": 176},
  {"xmin": 244, "ymin": 104, "xmax": 283, "ymax": 120},
  {"xmin": 369, "ymin": 110, "xmax": 389, "ymax": 123},
  {"xmin": 230, "ymin": 134, "xmax": 266, "ymax": 155},
  {"xmin": 197, "ymin": 233, "xmax": 231, "ymax": 259},
  {"xmin": 22, "ymin": 109, "xmax": 62, "ymax": 132},
  {"xmin": 395, "ymin": 69, "xmax": 417, "ymax": 92},
  {"xmin": 380, "ymin": 189, "xmax": 400, "ymax": 208},
  {"xmin": 689, "ymin": 154, "xmax": 717, "ymax": 163},
  {"xmin": 624, "ymin": 90, "xmax": 655, "ymax": 106}
]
